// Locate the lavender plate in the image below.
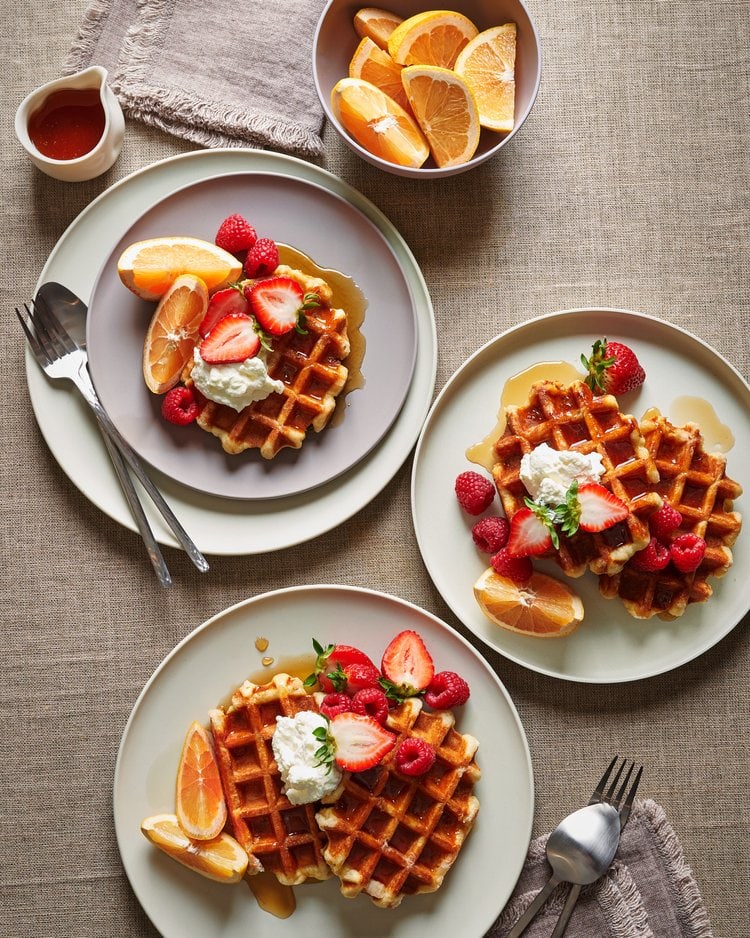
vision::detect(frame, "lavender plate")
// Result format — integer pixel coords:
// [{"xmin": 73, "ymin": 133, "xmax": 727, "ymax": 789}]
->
[{"xmin": 86, "ymin": 172, "xmax": 418, "ymax": 500}]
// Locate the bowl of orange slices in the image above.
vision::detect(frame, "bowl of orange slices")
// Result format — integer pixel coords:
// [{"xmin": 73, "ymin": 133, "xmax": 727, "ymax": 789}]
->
[{"xmin": 314, "ymin": 1, "xmax": 541, "ymax": 177}]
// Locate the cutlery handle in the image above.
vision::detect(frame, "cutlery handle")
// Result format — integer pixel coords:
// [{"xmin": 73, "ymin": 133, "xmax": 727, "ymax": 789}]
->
[
  {"xmin": 506, "ymin": 875, "xmax": 560, "ymax": 938},
  {"xmin": 98, "ymin": 423, "xmax": 172, "ymax": 587},
  {"xmin": 550, "ymin": 883, "xmax": 582, "ymax": 938},
  {"xmin": 73, "ymin": 366, "xmax": 209, "ymax": 573}
]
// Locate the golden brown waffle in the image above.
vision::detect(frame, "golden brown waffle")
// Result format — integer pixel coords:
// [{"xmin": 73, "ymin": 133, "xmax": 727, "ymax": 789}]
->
[
  {"xmin": 491, "ymin": 379, "xmax": 661, "ymax": 576},
  {"xmin": 599, "ymin": 414, "xmax": 742, "ymax": 619},
  {"xmin": 315, "ymin": 697, "xmax": 480, "ymax": 908},
  {"xmin": 208, "ymin": 674, "xmax": 330, "ymax": 885},
  {"xmin": 184, "ymin": 268, "xmax": 349, "ymax": 459}
]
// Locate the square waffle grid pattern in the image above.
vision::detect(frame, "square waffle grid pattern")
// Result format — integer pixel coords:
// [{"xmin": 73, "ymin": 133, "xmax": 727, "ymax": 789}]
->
[
  {"xmin": 600, "ymin": 414, "xmax": 743, "ymax": 618},
  {"xmin": 316, "ymin": 698, "xmax": 480, "ymax": 908},
  {"xmin": 185, "ymin": 303, "xmax": 350, "ymax": 459},
  {"xmin": 209, "ymin": 674, "xmax": 331, "ymax": 885},
  {"xmin": 491, "ymin": 380, "xmax": 661, "ymax": 576}
]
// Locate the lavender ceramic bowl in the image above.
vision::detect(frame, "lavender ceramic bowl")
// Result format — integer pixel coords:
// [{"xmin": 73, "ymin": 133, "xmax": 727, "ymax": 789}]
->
[{"xmin": 313, "ymin": 0, "xmax": 541, "ymax": 178}]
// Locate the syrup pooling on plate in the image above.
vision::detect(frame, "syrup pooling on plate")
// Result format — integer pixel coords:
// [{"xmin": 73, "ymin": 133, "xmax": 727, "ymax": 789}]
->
[{"xmin": 665, "ymin": 397, "xmax": 734, "ymax": 453}]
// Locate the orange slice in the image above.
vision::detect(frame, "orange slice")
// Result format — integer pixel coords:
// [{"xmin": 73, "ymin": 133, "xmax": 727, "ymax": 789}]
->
[
  {"xmin": 455, "ymin": 24, "xmax": 517, "ymax": 131},
  {"xmin": 388, "ymin": 10, "xmax": 478, "ymax": 68},
  {"xmin": 175, "ymin": 721, "xmax": 227, "ymax": 841},
  {"xmin": 349, "ymin": 36, "xmax": 411, "ymax": 113},
  {"xmin": 331, "ymin": 77, "xmax": 429, "ymax": 168},
  {"xmin": 401, "ymin": 65, "xmax": 480, "ymax": 167},
  {"xmin": 474, "ymin": 568, "xmax": 585, "ymax": 638},
  {"xmin": 142, "ymin": 274, "xmax": 208, "ymax": 394},
  {"xmin": 118, "ymin": 236, "xmax": 242, "ymax": 301},
  {"xmin": 353, "ymin": 7, "xmax": 403, "ymax": 49},
  {"xmin": 141, "ymin": 814, "xmax": 248, "ymax": 883}
]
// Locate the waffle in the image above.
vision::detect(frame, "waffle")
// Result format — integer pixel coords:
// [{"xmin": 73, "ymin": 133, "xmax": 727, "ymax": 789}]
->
[
  {"xmin": 491, "ymin": 379, "xmax": 662, "ymax": 576},
  {"xmin": 315, "ymin": 697, "xmax": 480, "ymax": 908},
  {"xmin": 599, "ymin": 414, "xmax": 743, "ymax": 619},
  {"xmin": 208, "ymin": 674, "xmax": 330, "ymax": 885},
  {"xmin": 184, "ymin": 268, "xmax": 350, "ymax": 459}
]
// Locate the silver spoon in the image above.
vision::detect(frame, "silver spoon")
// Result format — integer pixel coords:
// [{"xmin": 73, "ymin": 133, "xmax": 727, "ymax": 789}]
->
[{"xmin": 506, "ymin": 802, "xmax": 621, "ymax": 938}]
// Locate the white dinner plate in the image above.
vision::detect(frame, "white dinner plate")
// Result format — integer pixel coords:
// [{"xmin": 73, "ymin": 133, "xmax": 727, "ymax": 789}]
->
[
  {"xmin": 87, "ymin": 171, "xmax": 418, "ymax": 500},
  {"xmin": 27, "ymin": 149, "xmax": 437, "ymax": 553},
  {"xmin": 412, "ymin": 308, "xmax": 749, "ymax": 683},
  {"xmin": 113, "ymin": 585, "xmax": 534, "ymax": 938}
]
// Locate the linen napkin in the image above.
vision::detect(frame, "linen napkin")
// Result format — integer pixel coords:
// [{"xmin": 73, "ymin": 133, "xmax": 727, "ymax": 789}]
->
[
  {"xmin": 491, "ymin": 800, "xmax": 714, "ymax": 938},
  {"xmin": 63, "ymin": 0, "xmax": 327, "ymax": 156}
]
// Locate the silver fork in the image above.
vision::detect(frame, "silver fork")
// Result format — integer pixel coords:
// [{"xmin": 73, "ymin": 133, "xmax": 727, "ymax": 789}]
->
[
  {"xmin": 550, "ymin": 757, "xmax": 643, "ymax": 937},
  {"xmin": 17, "ymin": 299, "xmax": 209, "ymax": 577}
]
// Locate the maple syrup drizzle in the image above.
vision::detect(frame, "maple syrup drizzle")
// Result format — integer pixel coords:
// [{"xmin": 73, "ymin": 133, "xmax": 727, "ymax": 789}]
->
[
  {"xmin": 246, "ymin": 871, "xmax": 296, "ymax": 918},
  {"xmin": 641, "ymin": 399, "xmax": 735, "ymax": 453},
  {"xmin": 277, "ymin": 244, "xmax": 368, "ymax": 429},
  {"xmin": 466, "ymin": 361, "xmax": 583, "ymax": 471},
  {"xmin": 254, "ymin": 636, "xmax": 269, "ymax": 653}
]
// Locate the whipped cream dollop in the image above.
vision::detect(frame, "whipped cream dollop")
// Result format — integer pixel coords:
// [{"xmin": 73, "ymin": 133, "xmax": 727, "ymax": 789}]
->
[
  {"xmin": 271, "ymin": 711, "xmax": 342, "ymax": 805},
  {"xmin": 190, "ymin": 347, "xmax": 283, "ymax": 411},
  {"xmin": 520, "ymin": 443, "xmax": 605, "ymax": 506}
]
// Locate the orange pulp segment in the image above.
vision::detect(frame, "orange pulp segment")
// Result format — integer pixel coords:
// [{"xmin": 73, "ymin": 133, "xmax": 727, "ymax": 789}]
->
[
  {"xmin": 474, "ymin": 568, "xmax": 585, "ymax": 638},
  {"xmin": 349, "ymin": 36, "xmax": 411, "ymax": 113},
  {"xmin": 141, "ymin": 814, "xmax": 248, "ymax": 883},
  {"xmin": 118, "ymin": 236, "xmax": 242, "ymax": 301},
  {"xmin": 142, "ymin": 274, "xmax": 208, "ymax": 394},
  {"xmin": 175, "ymin": 721, "xmax": 228, "ymax": 841},
  {"xmin": 353, "ymin": 7, "xmax": 404, "ymax": 49},
  {"xmin": 388, "ymin": 10, "xmax": 478, "ymax": 68},
  {"xmin": 331, "ymin": 77, "xmax": 429, "ymax": 168},
  {"xmin": 454, "ymin": 24, "xmax": 517, "ymax": 131},
  {"xmin": 401, "ymin": 65, "xmax": 480, "ymax": 167}
]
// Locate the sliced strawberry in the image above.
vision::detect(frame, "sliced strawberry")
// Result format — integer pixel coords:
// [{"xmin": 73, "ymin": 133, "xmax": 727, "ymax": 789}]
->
[
  {"xmin": 329, "ymin": 712, "xmax": 396, "ymax": 772},
  {"xmin": 507, "ymin": 507, "xmax": 553, "ymax": 557},
  {"xmin": 305, "ymin": 640, "xmax": 378, "ymax": 693},
  {"xmin": 248, "ymin": 276, "xmax": 321, "ymax": 336},
  {"xmin": 199, "ymin": 286, "xmax": 249, "ymax": 338},
  {"xmin": 576, "ymin": 483, "xmax": 629, "ymax": 532},
  {"xmin": 199, "ymin": 313, "xmax": 260, "ymax": 364},
  {"xmin": 380, "ymin": 630, "xmax": 434, "ymax": 699}
]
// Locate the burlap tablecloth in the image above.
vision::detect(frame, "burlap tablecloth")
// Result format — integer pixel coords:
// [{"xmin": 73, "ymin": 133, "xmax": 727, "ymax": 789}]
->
[{"xmin": 2, "ymin": 2, "xmax": 748, "ymax": 936}]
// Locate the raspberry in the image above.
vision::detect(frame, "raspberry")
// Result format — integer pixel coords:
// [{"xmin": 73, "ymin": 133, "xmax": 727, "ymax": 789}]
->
[
  {"xmin": 319, "ymin": 693, "xmax": 353, "ymax": 719},
  {"xmin": 472, "ymin": 516, "xmax": 509, "ymax": 553},
  {"xmin": 670, "ymin": 533, "xmax": 706, "ymax": 573},
  {"xmin": 490, "ymin": 547, "xmax": 533, "ymax": 585},
  {"xmin": 454, "ymin": 471, "xmax": 495, "ymax": 515},
  {"xmin": 424, "ymin": 671, "xmax": 470, "ymax": 709},
  {"xmin": 244, "ymin": 237, "xmax": 279, "ymax": 278},
  {"xmin": 215, "ymin": 213, "xmax": 257, "ymax": 254},
  {"xmin": 650, "ymin": 503, "xmax": 683, "ymax": 540},
  {"xmin": 351, "ymin": 687, "xmax": 389, "ymax": 725},
  {"xmin": 395, "ymin": 738, "xmax": 436, "ymax": 777},
  {"xmin": 631, "ymin": 537, "xmax": 670, "ymax": 572},
  {"xmin": 161, "ymin": 386, "xmax": 199, "ymax": 425}
]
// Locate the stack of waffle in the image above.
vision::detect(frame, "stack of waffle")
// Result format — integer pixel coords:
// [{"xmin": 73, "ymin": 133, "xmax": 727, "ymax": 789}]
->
[
  {"xmin": 209, "ymin": 674, "xmax": 330, "ymax": 885},
  {"xmin": 316, "ymin": 697, "xmax": 480, "ymax": 908}
]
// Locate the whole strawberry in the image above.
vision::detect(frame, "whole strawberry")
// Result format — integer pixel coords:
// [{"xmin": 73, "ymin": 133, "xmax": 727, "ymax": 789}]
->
[{"xmin": 582, "ymin": 338, "xmax": 645, "ymax": 395}]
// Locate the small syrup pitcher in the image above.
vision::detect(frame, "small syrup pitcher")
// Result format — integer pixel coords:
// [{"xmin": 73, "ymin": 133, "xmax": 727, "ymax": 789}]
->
[{"xmin": 14, "ymin": 65, "xmax": 125, "ymax": 182}]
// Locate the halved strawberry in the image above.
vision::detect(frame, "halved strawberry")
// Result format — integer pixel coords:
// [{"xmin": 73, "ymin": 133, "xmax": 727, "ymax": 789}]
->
[
  {"xmin": 199, "ymin": 313, "xmax": 260, "ymax": 364},
  {"xmin": 329, "ymin": 713, "xmax": 396, "ymax": 772},
  {"xmin": 199, "ymin": 286, "xmax": 249, "ymax": 338},
  {"xmin": 380, "ymin": 630, "xmax": 434, "ymax": 700},
  {"xmin": 247, "ymin": 276, "xmax": 321, "ymax": 336},
  {"xmin": 304, "ymin": 640, "xmax": 379, "ymax": 693},
  {"xmin": 507, "ymin": 507, "xmax": 554, "ymax": 557},
  {"xmin": 576, "ymin": 483, "xmax": 629, "ymax": 532}
]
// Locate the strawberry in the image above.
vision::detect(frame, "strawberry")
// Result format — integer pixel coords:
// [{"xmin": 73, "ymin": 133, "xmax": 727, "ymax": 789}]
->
[
  {"xmin": 215, "ymin": 213, "xmax": 257, "ymax": 255},
  {"xmin": 380, "ymin": 630, "xmax": 434, "ymax": 701},
  {"xmin": 575, "ymin": 483, "xmax": 629, "ymax": 532},
  {"xmin": 304, "ymin": 640, "xmax": 378, "ymax": 693},
  {"xmin": 582, "ymin": 338, "xmax": 646, "ymax": 395},
  {"xmin": 326, "ymin": 713, "xmax": 396, "ymax": 772},
  {"xmin": 199, "ymin": 285, "xmax": 249, "ymax": 338},
  {"xmin": 248, "ymin": 276, "xmax": 321, "ymax": 337},
  {"xmin": 198, "ymin": 313, "xmax": 260, "ymax": 364},
  {"xmin": 507, "ymin": 507, "xmax": 555, "ymax": 557}
]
